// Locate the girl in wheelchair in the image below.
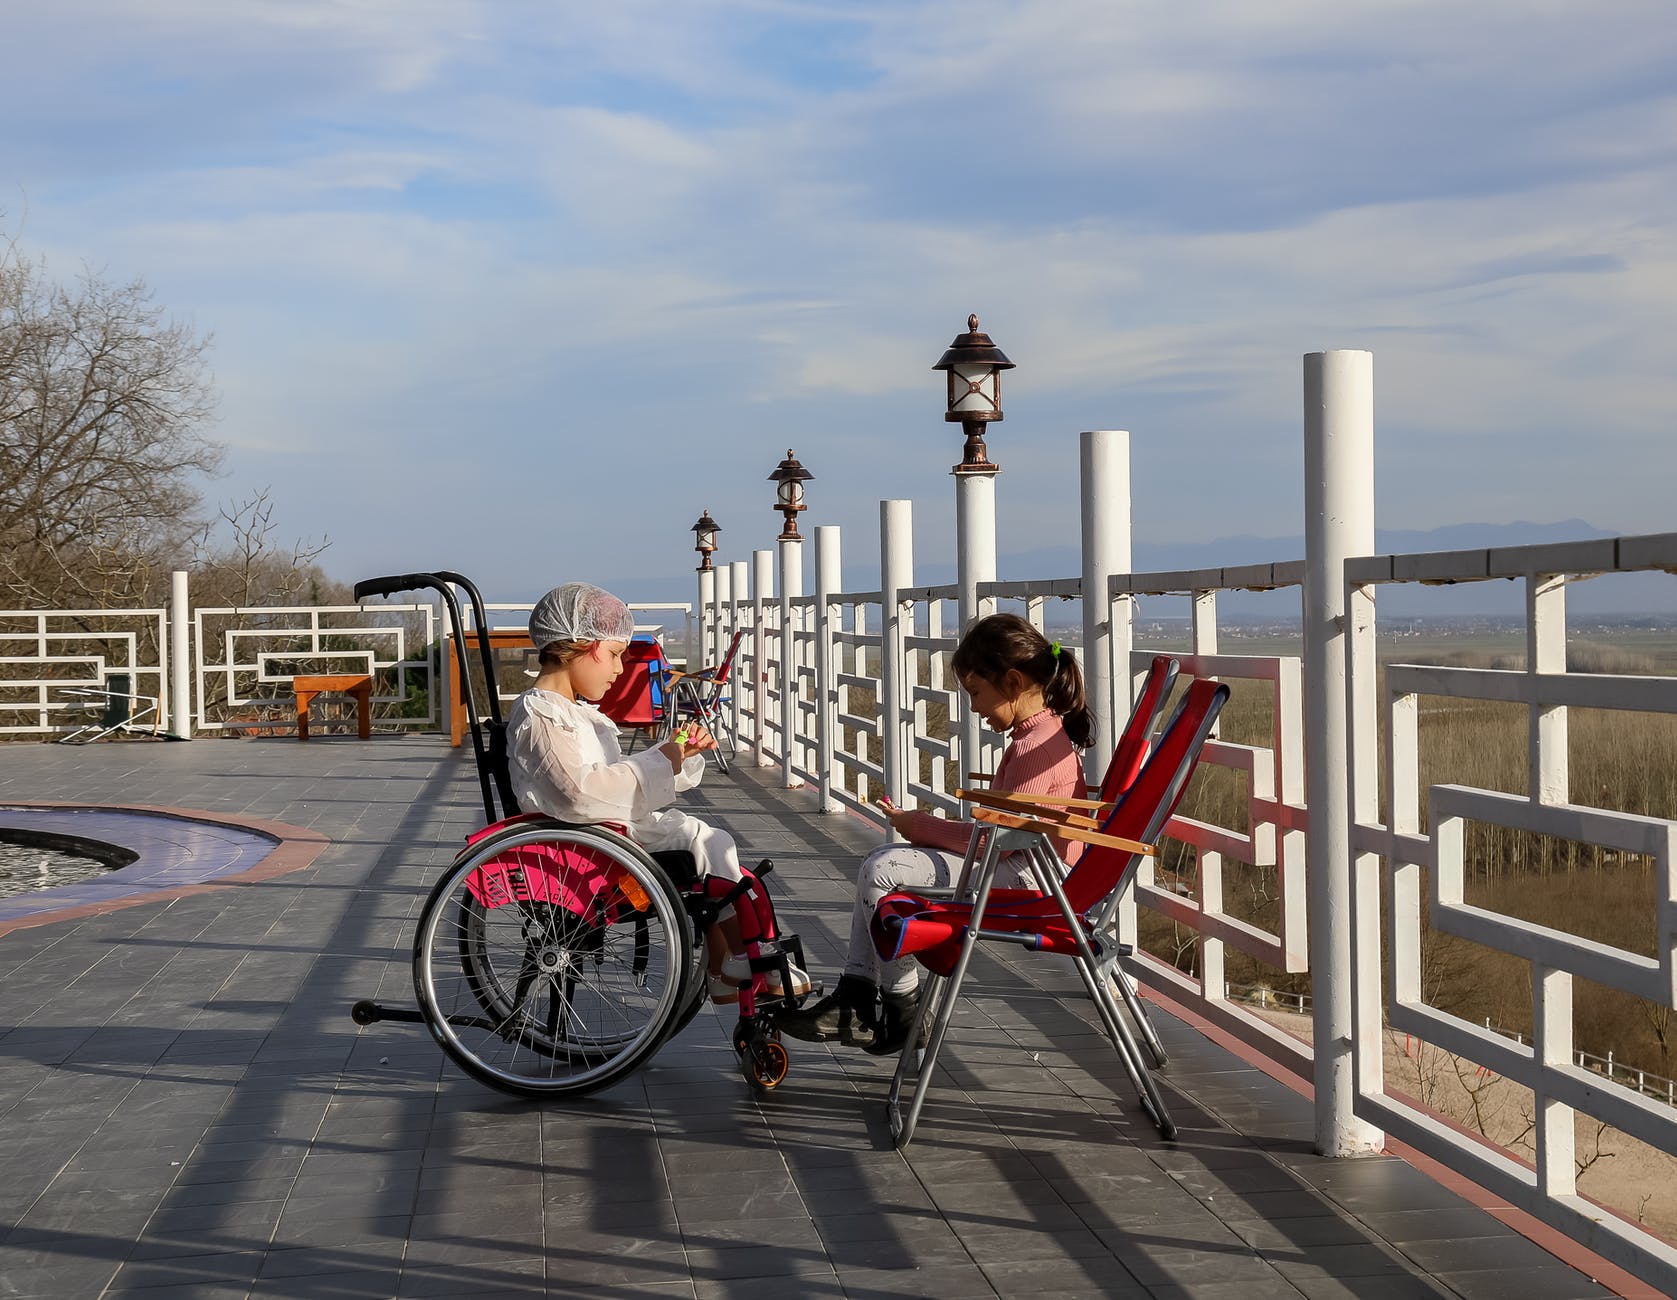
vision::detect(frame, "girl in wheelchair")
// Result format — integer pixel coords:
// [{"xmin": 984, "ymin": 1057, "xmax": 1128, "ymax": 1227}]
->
[
  {"xmin": 506, "ymin": 582, "xmax": 811, "ymax": 1003},
  {"xmin": 780, "ymin": 612, "xmax": 1093, "ymax": 1053}
]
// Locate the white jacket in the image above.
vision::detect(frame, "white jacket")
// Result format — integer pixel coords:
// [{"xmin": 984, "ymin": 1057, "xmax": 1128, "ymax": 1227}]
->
[{"xmin": 505, "ymin": 687, "xmax": 719, "ymax": 862}]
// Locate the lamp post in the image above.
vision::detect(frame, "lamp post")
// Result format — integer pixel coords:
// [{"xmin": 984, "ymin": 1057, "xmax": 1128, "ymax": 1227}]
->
[
  {"xmin": 935, "ymin": 314, "xmax": 1013, "ymax": 788},
  {"xmin": 768, "ymin": 451, "xmax": 812, "ymax": 785},
  {"xmin": 692, "ymin": 510, "xmax": 720, "ymax": 666}
]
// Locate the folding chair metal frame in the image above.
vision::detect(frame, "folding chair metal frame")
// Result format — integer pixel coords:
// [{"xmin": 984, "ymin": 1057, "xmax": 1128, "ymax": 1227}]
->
[
  {"xmin": 666, "ymin": 629, "xmax": 744, "ymax": 772},
  {"xmin": 876, "ymin": 677, "xmax": 1230, "ymax": 1149},
  {"xmin": 58, "ymin": 675, "xmax": 162, "ymax": 745},
  {"xmin": 953, "ymin": 654, "xmax": 1182, "ymax": 1070}
]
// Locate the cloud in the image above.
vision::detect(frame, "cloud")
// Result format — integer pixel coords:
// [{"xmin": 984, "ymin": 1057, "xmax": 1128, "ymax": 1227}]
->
[{"xmin": 2, "ymin": 0, "xmax": 1673, "ymax": 589}]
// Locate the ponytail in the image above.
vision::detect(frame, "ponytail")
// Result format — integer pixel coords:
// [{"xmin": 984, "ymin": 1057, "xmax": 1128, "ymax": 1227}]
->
[
  {"xmin": 1043, "ymin": 644, "xmax": 1094, "ymax": 748},
  {"xmin": 952, "ymin": 613, "xmax": 1094, "ymax": 749}
]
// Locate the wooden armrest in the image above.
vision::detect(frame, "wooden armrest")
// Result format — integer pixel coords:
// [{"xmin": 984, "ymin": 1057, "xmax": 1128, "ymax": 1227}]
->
[
  {"xmin": 976, "ymin": 790, "xmax": 1113, "ymax": 811},
  {"xmin": 971, "ymin": 805, "xmax": 1155, "ymax": 857},
  {"xmin": 965, "ymin": 771, "xmax": 995, "ymax": 783},
  {"xmin": 958, "ymin": 788, "xmax": 1107, "ymax": 831},
  {"xmin": 959, "ymin": 787, "xmax": 1077, "ymax": 819},
  {"xmin": 666, "ymin": 669, "xmax": 717, "ymax": 685}
]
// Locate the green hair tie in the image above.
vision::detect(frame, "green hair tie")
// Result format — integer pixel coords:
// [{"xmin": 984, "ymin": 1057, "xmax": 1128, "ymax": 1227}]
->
[{"xmin": 1051, "ymin": 640, "xmax": 1062, "ymax": 658}]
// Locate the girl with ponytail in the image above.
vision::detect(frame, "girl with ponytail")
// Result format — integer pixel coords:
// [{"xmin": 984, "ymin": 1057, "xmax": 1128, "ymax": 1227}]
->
[{"xmin": 781, "ymin": 612, "xmax": 1093, "ymax": 1054}]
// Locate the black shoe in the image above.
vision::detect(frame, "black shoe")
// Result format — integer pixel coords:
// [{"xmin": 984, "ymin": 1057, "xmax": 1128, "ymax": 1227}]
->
[
  {"xmin": 777, "ymin": 975, "xmax": 877, "ymax": 1044},
  {"xmin": 863, "ymin": 987, "xmax": 921, "ymax": 1056}
]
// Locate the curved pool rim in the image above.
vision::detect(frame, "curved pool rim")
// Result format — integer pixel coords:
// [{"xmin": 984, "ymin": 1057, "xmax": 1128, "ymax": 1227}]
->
[{"xmin": 0, "ymin": 802, "xmax": 329, "ymax": 937}]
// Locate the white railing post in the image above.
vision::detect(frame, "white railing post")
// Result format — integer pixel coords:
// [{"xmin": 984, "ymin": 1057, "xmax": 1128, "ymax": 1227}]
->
[
  {"xmin": 752, "ymin": 549, "xmax": 774, "ymax": 768},
  {"xmin": 778, "ymin": 535, "xmax": 803, "ymax": 788},
  {"xmin": 170, "ymin": 570, "xmax": 192, "ymax": 739},
  {"xmin": 881, "ymin": 500, "xmax": 914, "ymax": 819},
  {"xmin": 728, "ymin": 560, "xmax": 747, "ymax": 751},
  {"xmin": 713, "ymin": 562, "xmax": 732, "ymax": 672},
  {"xmin": 955, "ymin": 465, "xmax": 997, "ymax": 789},
  {"xmin": 697, "ymin": 566, "xmax": 716, "ymax": 670},
  {"xmin": 1081, "ymin": 431, "xmax": 1131, "ymax": 781},
  {"xmin": 1530, "ymin": 573, "xmax": 1569, "ymax": 804},
  {"xmin": 1303, "ymin": 349, "xmax": 1383, "ymax": 1156},
  {"xmin": 814, "ymin": 525, "xmax": 842, "ymax": 812}
]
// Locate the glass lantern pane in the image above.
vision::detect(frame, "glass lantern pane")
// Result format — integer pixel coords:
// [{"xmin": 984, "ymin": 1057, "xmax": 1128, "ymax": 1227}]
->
[{"xmin": 950, "ymin": 363, "xmax": 998, "ymax": 413}]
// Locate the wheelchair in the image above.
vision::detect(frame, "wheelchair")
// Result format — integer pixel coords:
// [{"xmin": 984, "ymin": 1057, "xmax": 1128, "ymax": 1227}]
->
[{"xmin": 347, "ymin": 570, "xmax": 816, "ymax": 1098}]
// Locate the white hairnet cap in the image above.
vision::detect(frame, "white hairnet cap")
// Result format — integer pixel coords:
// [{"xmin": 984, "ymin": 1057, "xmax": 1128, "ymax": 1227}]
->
[{"xmin": 529, "ymin": 582, "xmax": 635, "ymax": 647}]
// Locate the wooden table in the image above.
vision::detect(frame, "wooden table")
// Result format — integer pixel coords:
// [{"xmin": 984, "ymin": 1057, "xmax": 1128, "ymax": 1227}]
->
[
  {"xmin": 292, "ymin": 673, "xmax": 373, "ymax": 741},
  {"xmin": 445, "ymin": 632, "xmax": 533, "ymax": 746}
]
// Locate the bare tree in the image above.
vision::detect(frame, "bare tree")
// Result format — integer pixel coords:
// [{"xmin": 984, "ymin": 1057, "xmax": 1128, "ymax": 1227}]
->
[
  {"xmin": 0, "ymin": 238, "xmax": 221, "ymax": 607},
  {"xmin": 192, "ymin": 488, "xmax": 335, "ymax": 610}
]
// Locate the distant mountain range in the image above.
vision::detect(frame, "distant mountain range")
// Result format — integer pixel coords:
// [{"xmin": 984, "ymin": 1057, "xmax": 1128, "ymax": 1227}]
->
[{"xmin": 610, "ymin": 519, "xmax": 1676, "ymax": 617}]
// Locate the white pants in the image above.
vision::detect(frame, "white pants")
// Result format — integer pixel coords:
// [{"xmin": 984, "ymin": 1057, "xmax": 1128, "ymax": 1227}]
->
[
  {"xmin": 690, "ymin": 819, "xmax": 743, "ymax": 882},
  {"xmin": 842, "ymin": 843, "xmax": 1039, "ymax": 993}
]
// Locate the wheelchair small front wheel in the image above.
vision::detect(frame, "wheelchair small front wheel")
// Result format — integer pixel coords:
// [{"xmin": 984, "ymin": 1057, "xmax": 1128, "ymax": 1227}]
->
[
  {"xmin": 742, "ymin": 1039, "xmax": 790, "ymax": 1092},
  {"xmin": 412, "ymin": 822, "xmax": 692, "ymax": 1097}
]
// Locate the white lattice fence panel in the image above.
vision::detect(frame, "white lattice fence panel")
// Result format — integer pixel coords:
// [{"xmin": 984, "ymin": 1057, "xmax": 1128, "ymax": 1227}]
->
[
  {"xmin": 194, "ymin": 604, "xmax": 435, "ymax": 732},
  {"xmin": 0, "ymin": 609, "xmax": 168, "ymax": 737}
]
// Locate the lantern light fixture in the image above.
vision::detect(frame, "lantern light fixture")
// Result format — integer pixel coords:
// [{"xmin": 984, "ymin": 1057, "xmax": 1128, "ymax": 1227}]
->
[
  {"xmin": 691, "ymin": 509, "xmax": 721, "ymax": 571},
  {"xmin": 932, "ymin": 313, "xmax": 1014, "ymax": 473},
  {"xmin": 767, "ymin": 449, "xmax": 813, "ymax": 541}
]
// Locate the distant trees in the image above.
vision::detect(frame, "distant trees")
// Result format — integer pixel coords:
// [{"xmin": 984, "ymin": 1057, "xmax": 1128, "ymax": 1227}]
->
[
  {"xmin": 191, "ymin": 487, "xmax": 344, "ymax": 610},
  {"xmin": 0, "ymin": 238, "xmax": 220, "ymax": 607}
]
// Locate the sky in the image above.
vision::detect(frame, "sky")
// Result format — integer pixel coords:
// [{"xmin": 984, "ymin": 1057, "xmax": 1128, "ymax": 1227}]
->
[{"xmin": 3, "ymin": 0, "xmax": 1674, "ymax": 603}]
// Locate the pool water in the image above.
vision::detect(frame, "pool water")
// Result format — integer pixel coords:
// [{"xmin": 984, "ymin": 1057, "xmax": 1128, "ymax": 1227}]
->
[{"xmin": 0, "ymin": 840, "xmax": 115, "ymax": 900}]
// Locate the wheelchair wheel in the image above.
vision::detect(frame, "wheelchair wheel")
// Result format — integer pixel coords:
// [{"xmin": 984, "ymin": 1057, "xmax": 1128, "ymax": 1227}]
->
[{"xmin": 413, "ymin": 822, "xmax": 693, "ymax": 1097}]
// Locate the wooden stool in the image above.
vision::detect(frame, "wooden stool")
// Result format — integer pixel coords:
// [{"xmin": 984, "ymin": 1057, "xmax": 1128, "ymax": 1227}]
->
[{"xmin": 292, "ymin": 674, "xmax": 373, "ymax": 741}]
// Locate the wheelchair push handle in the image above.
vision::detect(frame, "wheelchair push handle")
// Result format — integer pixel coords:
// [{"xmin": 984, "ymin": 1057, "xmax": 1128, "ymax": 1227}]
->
[{"xmin": 354, "ymin": 572, "xmax": 442, "ymax": 602}]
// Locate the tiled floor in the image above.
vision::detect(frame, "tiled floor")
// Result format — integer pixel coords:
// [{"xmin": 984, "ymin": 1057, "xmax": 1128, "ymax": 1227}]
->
[{"xmin": 0, "ymin": 736, "xmax": 1631, "ymax": 1298}]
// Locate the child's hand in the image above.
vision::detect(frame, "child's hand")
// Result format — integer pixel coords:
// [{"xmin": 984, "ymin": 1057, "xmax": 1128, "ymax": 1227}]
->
[
  {"xmin": 679, "ymin": 724, "xmax": 717, "ymax": 758},
  {"xmin": 876, "ymin": 797, "xmax": 915, "ymax": 836}
]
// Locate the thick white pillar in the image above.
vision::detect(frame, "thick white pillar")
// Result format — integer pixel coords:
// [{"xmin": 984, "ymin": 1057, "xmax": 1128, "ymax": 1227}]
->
[
  {"xmin": 778, "ymin": 536, "xmax": 804, "ymax": 788},
  {"xmin": 696, "ymin": 567, "xmax": 716, "ymax": 671},
  {"xmin": 752, "ymin": 549, "xmax": 774, "ymax": 768},
  {"xmin": 169, "ymin": 569, "xmax": 192, "ymax": 739},
  {"xmin": 1079, "ymin": 431, "xmax": 1131, "ymax": 782},
  {"xmin": 813, "ymin": 526, "xmax": 842, "ymax": 812},
  {"xmin": 954, "ymin": 469, "xmax": 997, "ymax": 787},
  {"xmin": 1303, "ymin": 349, "xmax": 1383, "ymax": 1157},
  {"xmin": 728, "ymin": 560, "xmax": 747, "ymax": 751},
  {"xmin": 880, "ymin": 500, "xmax": 915, "ymax": 820}
]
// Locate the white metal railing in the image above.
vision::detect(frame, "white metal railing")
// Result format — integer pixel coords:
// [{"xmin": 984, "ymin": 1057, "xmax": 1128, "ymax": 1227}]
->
[
  {"xmin": 3, "ymin": 591, "xmax": 691, "ymax": 740},
  {"xmin": 684, "ymin": 357, "xmax": 1677, "ymax": 1291},
  {"xmin": 193, "ymin": 603, "xmax": 437, "ymax": 733},
  {"xmin": 1345, "ymin": 535, "xmax": 1677, "ymax": 1288},
  {"xmin": 0, "ymin": 608, "xmax": 169, "ymax": 736}
]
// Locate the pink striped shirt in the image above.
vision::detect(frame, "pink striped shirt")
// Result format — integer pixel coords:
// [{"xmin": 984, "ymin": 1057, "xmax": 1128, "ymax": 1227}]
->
[{"xmin": 901, "ymin": 709, "xmax": 1085, "ymax": 863}]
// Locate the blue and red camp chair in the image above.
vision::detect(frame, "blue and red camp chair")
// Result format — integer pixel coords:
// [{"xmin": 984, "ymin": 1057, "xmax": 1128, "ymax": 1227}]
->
[
  {"xmin": 665, "ymin": 629, "xmax": 744, "ymax": 771},
  {"xmin": 595, "ymin": 637, "xmax": 673, "ymax": 752},
  {"xmin": 872, "ymin": 676, "xmax": 1229, "ymax": 1147}
]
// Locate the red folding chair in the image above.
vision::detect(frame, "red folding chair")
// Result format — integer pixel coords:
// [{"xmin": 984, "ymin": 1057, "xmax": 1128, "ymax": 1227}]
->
[
  {"xmin": 872, "ymin": 677, "xmax": 1229, "ymax": 1147},
  {"xmin": 963, "ymin": 654, "xmax": 1182, "ymax": 1069},
  {"xmin": 594, "ymin": 639, "xmax": 672, "ymax": 753},
  {"xmin": 665, "ymin": 629, "xmax": 744, "ymax": 772}
]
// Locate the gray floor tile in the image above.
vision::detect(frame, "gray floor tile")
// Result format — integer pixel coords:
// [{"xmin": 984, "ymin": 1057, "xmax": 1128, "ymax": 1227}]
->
[{"xmin": 0, "ymin": 742, "xmax": 1628, "ymax": 1300}]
